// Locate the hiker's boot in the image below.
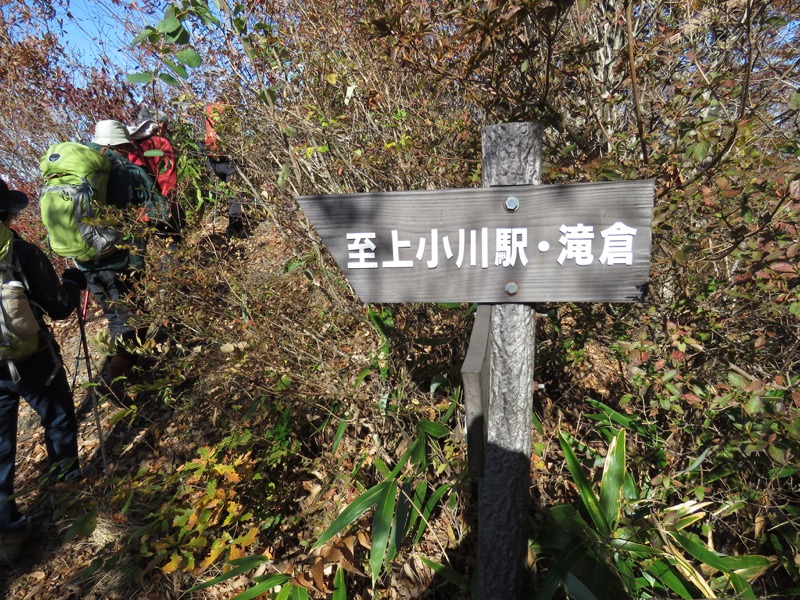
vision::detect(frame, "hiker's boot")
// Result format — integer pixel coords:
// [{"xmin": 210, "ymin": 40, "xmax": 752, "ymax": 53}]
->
[
  {"xmin": 0, "ymin": 515, "xmax": 32, "ymax": 562},
  {"xmin": 226, "ymin": 202, "xmax": 247, "ymax": 238}
]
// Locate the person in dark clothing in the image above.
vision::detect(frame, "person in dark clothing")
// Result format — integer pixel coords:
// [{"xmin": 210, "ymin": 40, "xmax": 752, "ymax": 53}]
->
[
  {"xmin": 202, "ymin": 102, "xmax": 245, "ymax": 238},
  {"xmin": 0, "ymin": 179, "xmax": 87, "ymax": 562},
  {"xmin": 77, "ymin": 120, "xmax": 170, "ymax": 399}
]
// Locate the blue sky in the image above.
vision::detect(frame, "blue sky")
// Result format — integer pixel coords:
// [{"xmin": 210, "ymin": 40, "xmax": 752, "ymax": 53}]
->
[{"xmin": 54, "ymin": 0, "xmax": 141, "ymax": 72}]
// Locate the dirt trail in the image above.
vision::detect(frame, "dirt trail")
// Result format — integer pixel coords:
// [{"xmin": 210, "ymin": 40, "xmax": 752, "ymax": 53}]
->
[{"xmin": 2, "ymin": 216, "xmax": 262, "ymax": 598}]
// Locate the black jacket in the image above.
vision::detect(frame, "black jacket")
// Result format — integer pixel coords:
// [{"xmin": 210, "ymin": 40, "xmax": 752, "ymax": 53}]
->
[{"xmin": 9, "ymin": 232, "xmax": 81, "ymax": 349}]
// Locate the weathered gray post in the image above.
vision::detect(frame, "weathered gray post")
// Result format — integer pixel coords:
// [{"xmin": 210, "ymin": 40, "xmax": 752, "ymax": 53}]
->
[
  {"xmin": 478, "ymin": 122, "xmax": 542, "ymax": 599},
  {"xmin": 297, "ymin": 120, "xmax": 653, "ymax": 597}
]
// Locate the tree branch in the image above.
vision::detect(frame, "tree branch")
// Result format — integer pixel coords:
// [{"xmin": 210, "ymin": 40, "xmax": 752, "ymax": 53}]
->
[{"xmin": 625, "ymin": 0, "xmax": 648, "ymax": 165}]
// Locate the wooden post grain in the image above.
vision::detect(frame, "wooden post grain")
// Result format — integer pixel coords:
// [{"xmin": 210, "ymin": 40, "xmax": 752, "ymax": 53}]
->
[{"xmin": 478, "ymin": 122, "xmax": 542, "ymax": 599}]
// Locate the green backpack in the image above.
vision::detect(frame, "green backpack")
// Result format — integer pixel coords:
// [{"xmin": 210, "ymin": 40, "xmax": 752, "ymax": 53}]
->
[
  {"xmin": 39, "ymin": 142, "xmax": 121, "ymax": 262},
  {"xmin": 0, "ymin": 225, "xmax": 42, "ymax": 382}
]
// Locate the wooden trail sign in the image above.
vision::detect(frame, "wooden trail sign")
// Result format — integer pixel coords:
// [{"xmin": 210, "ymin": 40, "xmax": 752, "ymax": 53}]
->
[
  {"xmin": 297, "ymin": 180, "xmax": 653, "ymax": 304},
  {"xmin": 297, "ymin": 121, "xmax": 654, "ymax": 599}
]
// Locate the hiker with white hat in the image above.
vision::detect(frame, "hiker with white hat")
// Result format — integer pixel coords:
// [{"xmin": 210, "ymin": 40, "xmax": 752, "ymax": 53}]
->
[{"xmin": 73, "ymin": 120, "xmax": 171, "ymax": 402}]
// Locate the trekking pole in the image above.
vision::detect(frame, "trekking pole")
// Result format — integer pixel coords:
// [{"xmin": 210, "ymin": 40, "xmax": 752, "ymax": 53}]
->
[
  {"xmin": 71, "ymin": 291, "xmax": 90, "ymax": 390},
  {"xmin": 76, "ymin": 292, "xmax": 108, "ymax": 476}
]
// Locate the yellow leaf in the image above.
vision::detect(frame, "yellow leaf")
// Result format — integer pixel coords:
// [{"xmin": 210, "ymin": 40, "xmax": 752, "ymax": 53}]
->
[
  {"xmin": 212, "ymin": 464, "xmax": 241, "ymax": 483},
  {"xmin": 226, "ymin": 501, "xmax": 242, "ymax": 517},
  {"xmin": 232, "ymin": 526, "xmax": 260, "ymax": 547},
  {"xmin": 162, "ymin": 551, "xmax": 182, "ymax": 574},
  {"xmin": 197, "ymin": 537, "xmax": 227, "ymax": 573},
  {"xmin": 228, "ymin": 545, "xmax": 245, "ymax": 561},
  {"xmin": 326, "ymin": 73, "xmax": 338, "ymax": 85}
]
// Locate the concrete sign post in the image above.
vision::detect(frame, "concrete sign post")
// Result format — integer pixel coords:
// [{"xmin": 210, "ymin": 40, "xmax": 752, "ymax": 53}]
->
[{"xmin": 296, "ymin": 122, "xmax": 654, "ymax": 599}]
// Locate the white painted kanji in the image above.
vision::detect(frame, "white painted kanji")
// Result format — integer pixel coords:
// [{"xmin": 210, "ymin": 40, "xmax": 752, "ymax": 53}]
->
[
  {"xmin": 346, "ymin": 233, "xmax": 378, "ymax": 268},
  {"xmin": 557, "ymin": 224, "xmax": 595, "ymax": 266},
  {"xmin": 454, "ymin": 228, "xmax": 489, "ymax": 268},
  {"xmin": 382, "ymin": 230, "xmax": 414, "ymax": 268},
  {"xmin": 495, "ymin": 228, "xmax": 529, "ymax": 267},
  {"xmin": 599, "ymin": 222, "xmax": 637, "ymax": 265},
  {"xmin": 415, "ymin": 229, "xmax": 440, "ymax": 268},
  {"xmin": 346, "ymin": 222, "xmax": 638, "ymax": 270}
]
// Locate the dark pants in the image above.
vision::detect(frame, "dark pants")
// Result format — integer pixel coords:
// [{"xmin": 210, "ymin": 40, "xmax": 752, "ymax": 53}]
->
[
  {"xmin": 0, "ymin": 348, "xmax": 78, "ymax": 529},
  {"xmin": 85, "ymin": 268, "xmax": 138, "ymax": 345},
  {"xmin": 206, "ymin": 156, "xmax": 246, "ymax": 237},
  {"xmin": 207, "ymin": 156, "xmax": 236, "ymax": 182}
]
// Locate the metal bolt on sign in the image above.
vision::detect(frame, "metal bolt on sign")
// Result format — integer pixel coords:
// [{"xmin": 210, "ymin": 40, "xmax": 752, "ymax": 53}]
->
[{"xmin": 504, "ymin": 195, "xmax": 520, "ymax": 212}]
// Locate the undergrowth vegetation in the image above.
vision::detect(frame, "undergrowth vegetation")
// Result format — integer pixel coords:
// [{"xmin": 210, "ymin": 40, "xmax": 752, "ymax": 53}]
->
[{"xmin": 1, "ymin": 0, "xmax": 798, "ymax": 598}]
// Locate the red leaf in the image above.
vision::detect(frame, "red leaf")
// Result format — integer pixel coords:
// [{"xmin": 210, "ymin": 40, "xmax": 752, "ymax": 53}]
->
[
  {"xmin": 770, "ymin": 262, "xmax": 796, "ymax": 273},
  {"xmin": 683, "ymin": 393, "xmax": 702, "ymax": 405}
]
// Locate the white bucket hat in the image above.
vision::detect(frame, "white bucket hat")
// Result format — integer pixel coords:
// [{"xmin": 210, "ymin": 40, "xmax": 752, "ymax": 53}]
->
[
  {"xmin": 127, "ymin": 119, "xmax": 158, "ymax": 141},
  {"xmin": 93, "ymin": 120, "xmax": 132, "ymax": 147}
]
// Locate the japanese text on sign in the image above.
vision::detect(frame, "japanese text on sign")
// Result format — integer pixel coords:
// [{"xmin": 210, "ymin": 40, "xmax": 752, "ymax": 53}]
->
[{"xmin": 346, "ymin": 222, "xmax": 638, "ymax": 270}]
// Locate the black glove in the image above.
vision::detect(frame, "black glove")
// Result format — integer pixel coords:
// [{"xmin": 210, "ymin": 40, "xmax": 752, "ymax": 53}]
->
[{"xmin": 61, "ymin": 267, "xmax": 88, "ymax": 291}]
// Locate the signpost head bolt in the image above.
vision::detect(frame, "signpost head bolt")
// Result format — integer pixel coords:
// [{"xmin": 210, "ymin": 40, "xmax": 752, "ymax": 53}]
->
[
  {"xmin": 503, "ymin": 196, "xmax": 520, "ymax": 212},
  {"xmin": 504, "ymin": 282, "xmax": 519, "ymax": 296}
]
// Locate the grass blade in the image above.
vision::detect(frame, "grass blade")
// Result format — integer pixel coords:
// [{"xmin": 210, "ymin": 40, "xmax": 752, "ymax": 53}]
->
[
  {"xmin": 186, "ymin": 555, "xmax": 272, "ymax": 592},
  {"xmin": 716, "ymin": 554, "xmax": 775, "ymax": 580},
  {"xmin": 563, "ymin": 572, "xmax": 602, "ymax": 600},
  {"xmin": 406, "ymin": 480, "xmax": 427, "ymax": 539},
  {"xmin": 274, "ymin": 584, "xmax": 292, "ymax": 600},
  {"xmin": 419, "ymin": 556, "xmax": 469, "ymax": 589},
  {"xmin": 645, "ymin": 559, "xmax": 694, "ymax": 600},
  {"xmin": 387, "ymin": 479, "xmax": 413, "ymax": 562},
  {"xmin": 230, "ymin": 574, "xmax": 291, "ymax": 600},
  {"xmin": 558, "ymin": 430, "xmax": 610, "ymax": 537},
  {"xmin": 370, "ymin": 480, "xmax": 398, "ymax": 586},
  {"xmin": 661, "ymin": 536, "xmax": 715, "ymax": 597},
  {"xmin": 670, "ymin": 532, "xmax": 754, "ymax": 597},
  {"xmin": 390, "ymin": 437, "xmax": 421, "ymax": 479},
  {"xmin": 314, "ymin": 481, "xmax": 391, "ymax": 549},
  {"xmin": 599, "ymin": 429, "xmax": 625, "ymax": 530},
  {"xmin": 333, "ymin": 418, "xmax": 348, "ymax": 453},
  {"xmin": 609, "ymin": 536, "xmax": 661, "ymax": 555},
  {"xmin": 414, "ymin": 483, "xmax": 451, "ymax": 544},
  {"xmin": 534, "ymin": 536, "xmax": 588, "ymax": 600},
  {"xmin": 418, "ymin": 420, "xmax": 449, "ymax": 438},
  {"xmin": 332, "ymin": 565, "xmax": 348, "ymax": 600},
  {"xmin": 291, "ymin": 585, "xmax": 310, "ymax": 600}
]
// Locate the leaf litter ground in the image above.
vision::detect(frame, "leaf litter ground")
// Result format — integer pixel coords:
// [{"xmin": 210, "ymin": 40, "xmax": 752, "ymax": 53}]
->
[{"xmin": 0, "ymin": 214, "xmax": 481, "ymax": 599}]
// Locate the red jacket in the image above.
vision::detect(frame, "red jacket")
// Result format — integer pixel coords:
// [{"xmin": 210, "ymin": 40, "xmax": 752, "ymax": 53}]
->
[
  {"xmin": 128, "ymin": 135, "xmax": 177, "ymax": 198},
  {"xmin": 204, "ymin": 103, "xmax": 231, "ymax": 156}
]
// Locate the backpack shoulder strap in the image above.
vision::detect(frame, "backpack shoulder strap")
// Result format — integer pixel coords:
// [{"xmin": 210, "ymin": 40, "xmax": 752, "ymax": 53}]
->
[
  {"xmin": 0, "ymin": 233, "xmax": 16, "ymax": 280},
  {"xmin": 8, "ymin": 240, "xmax": 30, "ymax": 292},
  {"xmin": 4, "ymin": 238, "xmax": 36, "ymax": 305},
  {"xmin": 2, "ymin": 237, "xmax": 61, "ymax": 382}
]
